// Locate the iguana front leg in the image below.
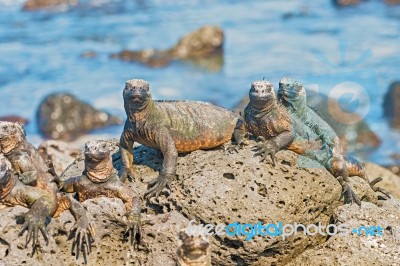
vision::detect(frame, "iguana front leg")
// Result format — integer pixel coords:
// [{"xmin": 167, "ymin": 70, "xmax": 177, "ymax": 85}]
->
[
  {"xmin": 253, "ymin": 130, "xmax": 294, "ymax": 166},
  {"xmin": 145, "ymin": 128, "xmax": 177, "ymax": 199},
  {"xmin": 12, "ymin": 153, "xmax": 38, "ymax": 185},
  {"xmin": 115, "ymin": 185, "xmax": 142, "ymax": 247},
  {"xmin": 120, "ymin": 130, "xmax": 135, "ymax": 183},
  {"xmin": 54, "ymin": 194, "xmax": 95, "ymax": 257},
  {"xmin": 228, "ymin": 119, "xmax": 249, "ymax": 153}
]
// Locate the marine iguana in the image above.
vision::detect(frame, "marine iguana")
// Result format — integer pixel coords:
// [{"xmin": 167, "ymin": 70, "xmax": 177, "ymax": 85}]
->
[
  {"xmin": 119, "ymin": 79, "xmax": 243, "ymax": 199},
  {"xmin": 177, "ymin": 231, "xmax": 211, "ymax": 266},
  {"xmin": 0, "ymin": 155, "xmax": 94, "ymax": 254},
  {"xmin": 0, "ymin": 121, "xmax": 94, "ymax": 255},
  {"xmin": 277, "ymin": 78, "xmax": 391, "ymax": 199},
  {"xmin": 235, "ymin": 80, "xmax": 361, "ymax": 204},
  {"xmin": 57, "ymin": 140, "xmax": 142, "ymax": 246}
]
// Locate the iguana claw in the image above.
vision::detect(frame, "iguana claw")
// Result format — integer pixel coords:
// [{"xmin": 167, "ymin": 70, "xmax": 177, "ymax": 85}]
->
[
  {"xmin": 145, "ymin": 173, "xmax": 174, "ymax": 199},
  {"xmin": 123, "ymin": 213, "xmax": 142, "ymax": 248}
]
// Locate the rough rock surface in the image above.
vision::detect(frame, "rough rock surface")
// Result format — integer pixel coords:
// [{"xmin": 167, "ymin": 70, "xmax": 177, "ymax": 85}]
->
[
  {"xmin": 36, "ymin": 93, "xmax": 122, "ymax": 141},
  {"xmin": 286, "ymin": 199, "xmax": 400, "ymax": 266},
  {"xmin": 23, "ymin": 0, "xmax": 78, "ymax": 11},
  {"xmin": 232, "ymin": 93, "xmax": 381, "ymax": 152},
  {"xmin": 365, "ymin": 162, "xmax": 400, "ymax": 199},
  {"xmin": 110, "ymin": 25, "xmax": 223, "ymax": 71},
  {"xmin": 0, "ymin": 139, "xmax": 379, "ymax": 265},
  {"xmin": 383, "ymin": 81, "xmax": 400, "ymax": 129},
  {"xmin": 38, "ymin": 140, "xmax": 81, "ymax": 176}
]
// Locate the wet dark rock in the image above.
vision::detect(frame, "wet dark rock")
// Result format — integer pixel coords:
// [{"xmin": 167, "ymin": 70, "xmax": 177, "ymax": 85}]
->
[
  {"xmin": 332, "ymin": 0, "xmax": 362, "ymax": 7},
  {"xmin": 23, "ymin": 0, "xmax": 78, "ymax": 11},
  {"xmin": 0, "ymin": 115, "xmax": 29, "ymax": 125},
  {"xmin": 111, "ymin": 25, "xmax": 224, "ymax": 71},
  {"xmin": 36, "ymin": 93, "xmax": 122, "ymax": 141},
  {"xmin": 385, "ymin": 0, "xmax": 400, "ymax": 4},
  {"xmin": 80, "ymin": 51, "xmax": 97, "ymax": 59},
  {"xmin": 383, "ymin": 81, "xmax": 400, "ymax": 129},
  {"xmin": 232, "ymin": 93, "xmax": 381, "ymax": 152}
]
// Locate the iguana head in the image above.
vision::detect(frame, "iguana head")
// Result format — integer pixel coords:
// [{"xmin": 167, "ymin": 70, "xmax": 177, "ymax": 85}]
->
[
  {"xmin": 278, "ymin": 77, "xmax": 306, "ymax": 113},
  {"xmin": 177, "ymin": 231, "xmax": 211, "ymax": 265},
  {"xmin": 84, "ymin": 140, "xmax": 111, "ymax": 162},
  {"xmin": 123, "ymin": 79, "xmax": 152, "ymax": 113},
  {"xmin": 0, "ymin": 155, "xmax": 16, "ymax": 199},
  {"xmin": 84, "ymin": 140, "xmax": 114, "ymax": 183},
  {"xmin": 249, "ymin": 80, "xmax": 276, "ymax": 110},
  {"xmin": 0, "ymin": 121, "xmax": 26, "ymax": 155}
]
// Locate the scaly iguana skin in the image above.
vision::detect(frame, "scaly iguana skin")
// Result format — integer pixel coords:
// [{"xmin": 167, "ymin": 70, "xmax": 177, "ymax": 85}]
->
[
  {"xmin": 235, "ymin": 80, "xmax": 361, "ymax": 205},
  {"xmin": 0, "ymin": 155, "xmax": 94, "ymax": 254},
  {"xmin": 58, "ymin": 140, "xmax": 142, "ymax": 246},
  {"xmin": 0, "ymin": 121, "xmax": 94, "ymax": 254},
  {"xmin": 277, "ymin": 78, "xmax": 391, "ymax": 200},
  {"xmin": 234, "ymin": 80, "xmax": 323, "ymax": 164},
  {"xmin": 177, "ymin": 231, "xmax": 211, "ymax": 266},
  {"xmin": 120, "ymin": 79, "xmax": 241, "ymax": 199}
]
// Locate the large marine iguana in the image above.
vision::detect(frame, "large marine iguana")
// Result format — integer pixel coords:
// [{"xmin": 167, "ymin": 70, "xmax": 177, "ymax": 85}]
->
[
  {"xmin": 0, "ymin": 155, "xmax": 94, "ymax": 255},
  {"xmin": 234, "ymin": 80, "xmax": 361, "ymax": 204},
  {"xmin": 119, "ymin": 79, "xmax": 243, "ymax": 199},
  {"xmin": 0, "ymin": 121, "xmax": 94, "ymax": 255},
  {"xmin": 57, "ymin": 140, "xmax": 142, "ymax": 246},
  {"xmin": 277, "ymin": 78, "xmax": 391, "ymax": 199}
]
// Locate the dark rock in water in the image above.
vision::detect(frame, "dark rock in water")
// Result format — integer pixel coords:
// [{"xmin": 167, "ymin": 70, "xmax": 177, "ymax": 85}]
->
[
  {"xmin": 332, "ymin": 0, "xmax": 361, "ymax": 7},
  {"xmin": 111, "ymin": 25, "xmax": 224, "ymax": 71},
  {"xmin": 383, "ymin": 81, "xmax": 400, "ymax": 129},
  {"xmin": 23, "ymin": 0, "xmax": 78, "ymax": 11},
  {"xmin": 385, "ymin": 0, "xmax": 400, "ymax": 4},
  {"xmin": 80, "ymin": 51, "xmax": 97, "ymax": 59},
  {"xmin": 36, "ymin": 93, "xmax": 122, "ymax": 141},
  {"xmin": 232, "ymin": 93, "xmax": 381, "ymax": 152},
  {"xmin": 0, "ymin": 115, "xmax": 29, "ymax": 125}
]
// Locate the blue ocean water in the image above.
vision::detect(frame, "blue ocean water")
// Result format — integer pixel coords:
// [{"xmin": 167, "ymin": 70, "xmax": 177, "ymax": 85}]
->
[{"xmin": 0, "ymin": 0, "xmax": 399, "ymax": 165}]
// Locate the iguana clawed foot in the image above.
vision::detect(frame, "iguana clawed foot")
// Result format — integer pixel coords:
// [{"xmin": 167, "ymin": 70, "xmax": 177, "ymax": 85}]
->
[
  {"xmin": 70, "ymin": 218, "xmax": 95, "ymax": 258},
  {"xmin": 120, "ymin": 168, "xmax": 135, "ymax": 183},
  {"xmin": 369, "ymin": 177, "xmax": 391, "ymax": 200},
  {"xmin": 123, "ymin": 213, "xmax": 142, "ymax": 248},
  {"xmin": 145, "ymin": 173, "xmax": 174, "ymax": 199},
  {"xmin": 252, "ymin": 136, "xmax": 277, "ymax": 166},
  {"xmin": 18, "ymin": 210, "xmax": 49, "ymax": 252},
  {"xmin": 337, "ymin": 176, "xmax": 361, "ymax": 206},
  {"xmin": 225, "ymin": 139, "xmax": 249, "ymax": 153}
]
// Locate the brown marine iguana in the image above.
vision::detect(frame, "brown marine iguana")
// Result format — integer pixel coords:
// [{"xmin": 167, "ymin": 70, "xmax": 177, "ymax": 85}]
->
[
  {"xmin": 119, "ymin": 79, "xmax": 243, "ymax": 199},
  {"xmin": 0, "ymin": 155, "xmax": 94, "ymax": 255},
  {"xmin": 235, "ymin": 80, "xmax": 361, "ymax": 205},
  {"xmin": 57, "ymin": 140, "xmax": 142, "ymax": 246},
  {"xmin": 0, "ymin": 121, "xmax": 94, "ymax": 255}
]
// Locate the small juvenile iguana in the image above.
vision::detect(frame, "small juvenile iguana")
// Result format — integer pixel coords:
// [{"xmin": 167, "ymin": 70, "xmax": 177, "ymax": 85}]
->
[
  {"xmin": 0, "ymin": 155, "xmax": 94, "ymax": 254},
  {"xmin": 57, "ymin": 140, "xmax": 142, "ymax": 246},
  {"xmin": 277, "ymin": 78, "xmax": 390, "ymax": 199},
  {"xmin": 235, "ymin": 80, "xmax": 361, "ymax": 204},
  {"xmin": 119, "ymin": 79, "xmax": 242, "ymax": 199},
  {"xmin": 0, "ymin": 121, "xmax": 94, "ymax": 255},
  {"xmin": 177, "ymin": 231, "xmax": 211, "ymax": 266}
]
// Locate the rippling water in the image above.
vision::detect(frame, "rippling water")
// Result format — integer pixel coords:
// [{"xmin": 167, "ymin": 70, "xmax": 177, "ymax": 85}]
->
[{"xmin": 0, "ymin": 0, "xmax": 399, "ymax": 165}]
